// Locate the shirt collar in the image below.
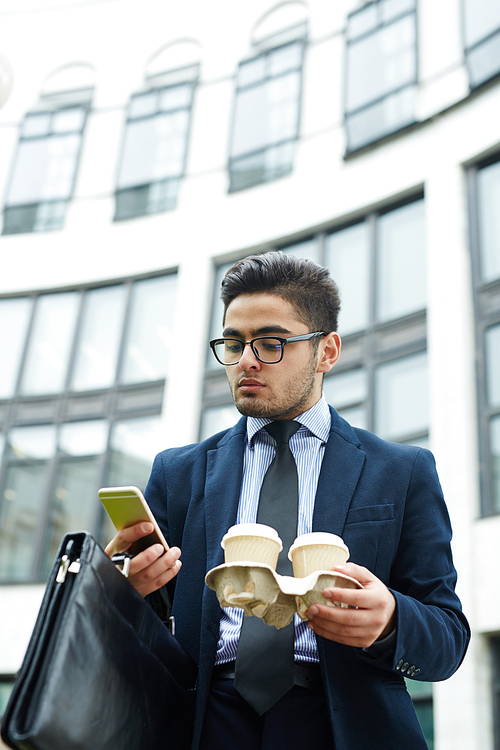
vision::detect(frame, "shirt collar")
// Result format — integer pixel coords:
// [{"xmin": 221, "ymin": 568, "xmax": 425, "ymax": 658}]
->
[{"xmin": 246, "ymin": 393, "xmax": 331, "ymax": 448}]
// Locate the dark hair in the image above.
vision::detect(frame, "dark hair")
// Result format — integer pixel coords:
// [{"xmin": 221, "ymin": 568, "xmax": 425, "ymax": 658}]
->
[{"xmin": 220, "ymin": 251, "xmax": 341, "ymax": 333}]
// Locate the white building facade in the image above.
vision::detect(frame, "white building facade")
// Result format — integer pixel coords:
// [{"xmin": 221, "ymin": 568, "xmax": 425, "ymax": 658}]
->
[{"xmin": 0, "ymin": 1, "xmax": 499, "ymax": 747}]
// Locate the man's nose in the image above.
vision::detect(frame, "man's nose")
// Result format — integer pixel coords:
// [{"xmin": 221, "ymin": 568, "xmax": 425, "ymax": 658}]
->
[{"xmin": 238, "ymin": 342, "xmax": 261, "ymax": 370}]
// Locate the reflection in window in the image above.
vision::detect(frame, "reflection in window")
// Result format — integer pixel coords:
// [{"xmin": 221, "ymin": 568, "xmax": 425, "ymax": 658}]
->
[
  {"xmin": 490, "ymin": 417, "xmax": 500, "ymax": 515},
  {"xmin": 281, "ymin": 238, "xmax": 320, "ymax": 263},
  {"xmin": 120, "ymin": 274, "xmax": 177, "ymax": 383},
  {"xmin": 462, "ymin": 0, "xmax": 500, "ymax": 89},
  {"xmin": 207, "ymin": 262, "xmax": 233, "ymax": 370},
  {"xmin": 477, "ymin": 159, "xmax": 500, "ymax": 282},
  {"xmin": 325, "ymin": 223, "xmax": 370, "ymax": 335},
  {"xmin": 345, "ymin": 0, "xmax": 417, "ymax": 151},
  {"xmin": 375, "ymin": 351, "xmax": 428, "ymax": 441},
  {"xmin": 2, "ymin": 104, "xmax": 88, "ymax": 234},
  {"xmin": 229, "ymin": 35, "xmax": 305, "ymax": 191},
  {"xmin": 376, "ymin": 200, "xmax": 426, "ymax": 322},
  {"xmin": 200, "ymin": 404, "xmax": 240, "ymax": 441},
  {"xmin": 115, "ymin": 73, "xmax": 197, "ymax": 220},
  {"xmin": 406, "ymin": 680, "xmax": 434, "ymax": 750},
  {"xmin": 0, "ymin": 423, "xmax": 57, "ymax": 581},
  {"xmin": 0, "ymin": 297, "xmax": 32, "ymax": 398},
  {"xmin": 323, "ymin": 369, "xmax": 367, "ymax": 411},
  {"xmin": 71, "ymin": 285, "xmax": 126, "ymax": 391},
  {"xmin": 107, "ymin": 415, "xmax": 166, "ymax": 491},
  {"xmin": 41, "ymin": 457, "xmax": 102, "ymax": 578},
  {"xmin": 486, "ymin": 325, "xmax": 500, "ymax": 408},
  {"xmin": 20, "ymin": 292, "xmax": 79, "ymax": 395}
]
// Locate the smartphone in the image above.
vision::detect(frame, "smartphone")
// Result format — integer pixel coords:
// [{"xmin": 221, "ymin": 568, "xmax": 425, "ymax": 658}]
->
[{"xmin": 99, "ymin": 485, "xmax": 169, "ymax": 556}]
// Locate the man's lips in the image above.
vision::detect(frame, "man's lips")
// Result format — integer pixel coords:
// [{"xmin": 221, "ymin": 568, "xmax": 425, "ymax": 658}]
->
[{"xmin": 237, "ymin": 379, "xmax": 265, "ymax": 393}]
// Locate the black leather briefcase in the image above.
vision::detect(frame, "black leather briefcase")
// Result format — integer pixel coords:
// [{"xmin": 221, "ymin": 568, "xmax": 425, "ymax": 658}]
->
[{"xmin": 1, "ymin": 531, "xmax": 197, "ymax": 750}]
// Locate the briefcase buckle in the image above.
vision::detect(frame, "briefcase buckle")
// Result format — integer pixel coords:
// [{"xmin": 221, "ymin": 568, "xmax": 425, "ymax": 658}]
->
[{"xmin": 111, "ymin": 553, "xmax": 132, "ymax": 578}]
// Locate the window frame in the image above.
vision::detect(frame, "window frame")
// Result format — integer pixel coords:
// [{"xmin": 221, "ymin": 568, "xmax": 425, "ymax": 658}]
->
[
  {"xmin": 228, "ymin": 27, "xmax": 307, "ymax": 193},
  {"xmin": 468, "ymin": 154, "xmax": 500, "ymax": 517},
  {"xmin": 2, "ymin": 94, "xmax": 91, "ymax": 235},
  {"xmin": 460, "ymin": 0, "xmax": 500, "ymax": 91},
  {"xmin": 0, "ymin": 269, "xmax": 177, "ymax": 583},
  {"xmin": 343, "ymin": 0, "xmax": 418, "ymax": 154},
  {"xmin": 114, "ymin": 67, "xmax": 198, "ymax": 221}
]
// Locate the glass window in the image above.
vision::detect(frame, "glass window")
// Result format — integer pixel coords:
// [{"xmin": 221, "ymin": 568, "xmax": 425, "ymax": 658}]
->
[
  {"xmin": 70, "ymin": 285, "xmax": 127, "ymax": 391},
  {"xmin": 3, "ymin": 105, "xmax": 88, "ymax": 235},
  {"xmin": 492, "ymin": 636, "xmax": 500, "ymax": 750},
  {"xmin": 376, "ymin": 200, "xmax": 426, "ymax": 322},
  {"xmin": 325, "ymin": 223, "xmax": 370, "ymax": 335},
  {"xmin": 106, "ymin": 415, "xmax": 166, "ymax": 492},
  {"xmin": 406, "ymin": 680, "xmax": 434, "ymax": 750},
  {"xmin": 462, "ymin": 0, "xmax": 500, "ymax": 88},
  {"xmin": 0, "ymin": 425, "xmax": 57, "ymax": 581},
  {"xmin": 323, "ymin": 370, "xmax": 369, "ymax": 430},
  {"xmin": 115, "ymin": 78, "xmax": 196, "ymax": 220},
  {"xmin": 0, "ymin": 679, "xmax": 15, "ymax": 716},
  {"xmin": 229, "ymin": 38, "xmax": 305, "ymax": 191},
  {"xmin": 200, "ymin": 404, "xmax": 240, "ymax": 441},
  {"xmin": 0, "ymin": 297, "xmax": 32, "ymax": 398},
  {"xmin": 323, "ymin": 369, "xmax": 368, "ymax": 410},
  {"xmin": 477, "ymin": 159, "xmax": 500, "ymax": 282},
  {"xmin": 39, "ymin": 420, "xmax": 108, "ymax": 578},
  {"xmin": 207, "ymin": 262, "xmax": 233, "ymax": 370},
  {"xmin": 281, "ymin": 238, "xmax": 320, "ymax": 263},
  {"xmin": 490, "ymin": 416, "xmax": 500, "ymax": 515},
  {"xmin": 375, "ymin": 351, "xmax": 428, "ymax": 441},
  {"xmin": 120, "ymin": 275, "xmax": 177, "ymax": 383},
  {"xmin": 345, "ymin": 0, "xmax": 417, "ymax": 151},
  {"xmin": 20, "ymin": 292, "xmax": 79, "ymax": 395},
  {"xmin": 486, "ymin": 325, "xmax": 500, "ymax": 407}
]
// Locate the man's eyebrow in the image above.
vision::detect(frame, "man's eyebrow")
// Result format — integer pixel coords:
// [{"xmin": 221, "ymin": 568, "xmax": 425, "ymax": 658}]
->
[{"xmin": 222, "ymin": 325, "xmax": 293, "ymax": 338}]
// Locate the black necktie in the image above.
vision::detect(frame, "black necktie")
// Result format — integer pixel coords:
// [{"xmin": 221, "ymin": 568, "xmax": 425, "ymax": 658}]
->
[{"xmin": 234, "ymin": 420, "xmax": 300, "ymax": 714}]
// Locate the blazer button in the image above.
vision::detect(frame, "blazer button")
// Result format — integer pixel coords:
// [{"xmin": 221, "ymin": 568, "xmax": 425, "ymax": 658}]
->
[
  {"xmin": 406, "ymin": 666, "xmax": 415, "ymax": 676},
  {"xmin": 401, "ymin": 662, "xmax": 409, "ymax": 673},
  {"xmin": 396, "ymin": 659, "xmax": 404, "ymax": 670},
  {"xmin": 413, "ymin": 668, "xmax": 420, "ymax": 675}
]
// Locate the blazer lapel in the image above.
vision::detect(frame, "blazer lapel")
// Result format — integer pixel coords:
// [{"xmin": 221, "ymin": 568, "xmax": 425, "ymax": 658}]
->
[
  {"xmin": 204, "ymin": 417, "xmax": 247, "ymax": 572},
  {"xmin": 312, "ymin": 408, "xmax": 366, "ymax": 536}
]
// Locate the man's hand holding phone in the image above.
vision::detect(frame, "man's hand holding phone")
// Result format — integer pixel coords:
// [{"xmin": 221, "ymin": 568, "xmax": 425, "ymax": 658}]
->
[
  {"xmin": 100, "ymin": 486, "xmax": 182, "ymax": 598},
  {"xmin": 105, "ymin": 522, "xmax": 182, "ymax": 598}
]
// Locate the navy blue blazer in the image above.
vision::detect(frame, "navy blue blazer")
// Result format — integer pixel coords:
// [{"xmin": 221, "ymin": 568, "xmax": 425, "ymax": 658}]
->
[{"xmin": 145, "ymin": 406, "xmax": 470, "ymax": 750}]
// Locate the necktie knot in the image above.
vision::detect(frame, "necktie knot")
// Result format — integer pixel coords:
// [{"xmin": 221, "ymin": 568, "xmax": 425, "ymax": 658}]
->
[{"xmin": 264, "ymin": 420, "xmax": 300, "ymax": 445}]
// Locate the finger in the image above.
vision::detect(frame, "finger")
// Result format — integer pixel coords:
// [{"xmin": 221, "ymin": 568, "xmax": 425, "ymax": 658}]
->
[
  {"xmin": 334, "ymin": 563, "xmax": 376, "ymax": 585},
  {"xmin": 105, "ymin": 522, "xmax": 154, "ymax": 557},
  {"xmin": 321, "ymin": 586, "xmax": 372, "ymax": 608},
  {"xmin": 129, "ymin": 546, "xmax": 182, "ymax": 597}
]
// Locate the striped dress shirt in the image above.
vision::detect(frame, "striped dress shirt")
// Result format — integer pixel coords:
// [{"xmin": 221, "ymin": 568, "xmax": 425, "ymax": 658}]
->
[{"xmin": 215, "ymin": 394, "xmax": 332, "ymax": 665}]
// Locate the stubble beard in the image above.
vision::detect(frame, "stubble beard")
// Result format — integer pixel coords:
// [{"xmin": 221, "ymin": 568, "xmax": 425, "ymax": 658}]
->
[{"xmin": 230, "ymin": 358, "xmax": 319, "ymax": 420}]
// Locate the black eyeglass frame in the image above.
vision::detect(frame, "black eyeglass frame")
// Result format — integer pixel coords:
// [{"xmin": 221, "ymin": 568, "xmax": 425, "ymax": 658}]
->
[{"xmin": 209, "ymin": 332, "xmax": 326, "ymax": 365}]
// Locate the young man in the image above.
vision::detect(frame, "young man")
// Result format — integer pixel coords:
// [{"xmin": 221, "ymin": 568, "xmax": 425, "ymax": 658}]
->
[{"xmin": 107, "ymin": 252, "xmax": 469, "ymax": 750}]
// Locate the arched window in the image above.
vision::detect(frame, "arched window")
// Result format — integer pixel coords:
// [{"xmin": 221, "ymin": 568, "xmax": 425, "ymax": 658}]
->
[
  {"xmin": 2, "ymin": 64, "xmax": 94, "ymax": 235},
  {"xmin": 114, "ymin": 40, "xmax": 200, "ymax": 220},
  {"xmin": 228, "ymin": 2, "xmax": 308, "ymax": 192}
]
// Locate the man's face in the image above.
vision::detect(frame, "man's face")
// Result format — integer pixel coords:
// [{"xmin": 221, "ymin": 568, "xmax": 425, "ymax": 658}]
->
[{"xmin": 222, "ymin": 292, "xmax": 328, "ymax": 420}]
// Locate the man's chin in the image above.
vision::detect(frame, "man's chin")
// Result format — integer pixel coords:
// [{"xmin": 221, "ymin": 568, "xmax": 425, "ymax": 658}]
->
[{"xmin": 234, "ymin": 394, "xmax": 273, "ymax": 419}]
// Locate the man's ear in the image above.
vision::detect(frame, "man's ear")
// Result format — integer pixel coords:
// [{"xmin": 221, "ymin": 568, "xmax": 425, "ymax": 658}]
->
[{"xmin": 317, "ymin": 332, "xmax": 341, "ymax": 374}]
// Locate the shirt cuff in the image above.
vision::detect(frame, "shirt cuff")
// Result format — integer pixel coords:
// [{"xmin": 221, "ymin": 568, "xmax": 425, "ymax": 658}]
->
[{"xmin": 362, "ymin": 628, "xmax": 397, "ymax": 658}]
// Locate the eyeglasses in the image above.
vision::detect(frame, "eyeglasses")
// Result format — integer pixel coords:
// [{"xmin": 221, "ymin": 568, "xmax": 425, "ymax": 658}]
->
[{"xmin": 209, "ymin": 332, "xmax": 326, "ymax": 366}]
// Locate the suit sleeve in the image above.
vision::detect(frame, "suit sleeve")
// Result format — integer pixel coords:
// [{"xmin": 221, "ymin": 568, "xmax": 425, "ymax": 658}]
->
[{"xmin": 358, "ymin": 447, "xmax": 470, "ymax": 681}]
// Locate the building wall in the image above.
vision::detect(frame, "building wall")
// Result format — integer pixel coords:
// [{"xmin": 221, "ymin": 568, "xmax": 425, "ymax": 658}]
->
[{"xmin": 0, "ymin": 1, "xmax": 499, "ymax": 747}]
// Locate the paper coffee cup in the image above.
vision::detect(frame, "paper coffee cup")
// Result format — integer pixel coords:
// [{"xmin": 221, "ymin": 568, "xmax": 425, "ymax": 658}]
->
[
  {"xmin": 221, "ymin": 523, "xmax": 283, "ymax": 568},
  {"xmin": 288, "ymin": 532, "xmax": 349, "ymax": 577}
]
